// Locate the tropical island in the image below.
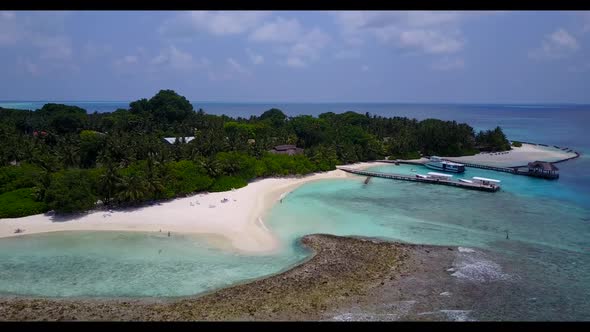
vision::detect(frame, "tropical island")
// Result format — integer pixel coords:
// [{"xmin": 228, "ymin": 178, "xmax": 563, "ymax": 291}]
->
[{"xmin": 0, "ymin": 89, "xmax": 517, "ymax": 219}]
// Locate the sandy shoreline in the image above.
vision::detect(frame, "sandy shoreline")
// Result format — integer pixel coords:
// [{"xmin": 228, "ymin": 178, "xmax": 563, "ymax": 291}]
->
[
  {"xmin": 0, "ymin": 162, "xmax": 383, "ymax": 253},
  {"xmin": 0, "ymin": 143, "xmax": 578, "ymax": 252},
  {"xmin": 443, "ymin": 143, "xmax": 578, "ymax": 167}
]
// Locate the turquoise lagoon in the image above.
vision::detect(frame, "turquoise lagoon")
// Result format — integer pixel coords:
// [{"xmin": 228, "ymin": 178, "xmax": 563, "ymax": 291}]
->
[{"xmin": 0, "ymin": 104, "xmax": 589, "ymax": 319}]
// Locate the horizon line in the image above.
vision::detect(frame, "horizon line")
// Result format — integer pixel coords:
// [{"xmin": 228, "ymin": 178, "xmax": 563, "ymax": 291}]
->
[{"xmin": 1, "ymin": 100, "xmax": 590, "ymax": 106}]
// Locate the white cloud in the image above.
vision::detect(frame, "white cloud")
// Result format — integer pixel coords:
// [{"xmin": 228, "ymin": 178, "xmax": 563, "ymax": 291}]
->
[
  {"xmin": 0, "ymin": 12, "xmax": 78, "ymax": 76},
  {"xmin": 246, "ymin": 48, "xmax": 264, "ymax": 64},
  {"xmin": 289, "ymin": 28, "xmax": 330, "ymax": 60},
  {"xmin": 248, "ymin": 16, "xmax": 330, "ymax": 68},
  {"xmin": 159, "ymin": 11, "xmax": 270, "ymax": 39},
  {"xmin": 114, "ymin": 46, "xmax": 209, "ymax": 76},
  {"xmin": 227, "ymin": 57, "xmax": 249, "ymax": 75},
  {"xmin": 272, "ymin": 27, "xmax": 331, "ymax": 68},
  {"xmin": 0, "ymin": 11, "xmax": 15, "ymax": 19},
  {"xmin": 285, "ymin": 57, "xmax": 306, "ymax": 68},
  {"xmin": 431, "ymin": 57, "xmax": 465, "ymax": 71},
  {"xmin": 333, "ymin": 11, "xmax": 471, "ymax": 55},
  {"xmin": 334, "ymin": 49, "xmax": 361, "ymax": 59},
  {"xmin": 396, "ymin": 29, "xmax": 463, "ymax": 54},
  {"xmin": 208, "ymin": 58, "xmax": 252, "ymax": 81},
  {"xmin": 529, "ymin": 28, "xmax": 579, "ymax": 60},
  {"xmin": 0, "ymin": 11, "xmax": 22, "ymax": 45},
  {"xmin": 35, "ymin": 36, "xmax": 72, "ymax": 60},
  {"xmin": 117, "ymin": 55, "xmax": 138, "ymax": 65},
  {"xmin": 249, "ymin": 17, "xmax": 302, "ymax": 43},
  {"xmin": 150, "ymin": 46, "xmax": 208, "ymax": 71}
]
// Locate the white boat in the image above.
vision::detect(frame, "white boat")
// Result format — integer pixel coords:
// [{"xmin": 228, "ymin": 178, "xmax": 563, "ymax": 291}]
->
[
  {"xmin": 425, "ymin": 156, "xmax": 465, "ymax": 173},
  {"xmin": 472, "ymin": 177, "xmax": 501, "ymax": 186},
  {"xmin": 427, "ymin": 172, "xmax": 454, "ymax": 180},
  {"xmin": 415, "ymin": 174, "xmax": 429, "ymax": 179},
  {"xmin": 458, "ymin": 178, "xmax": 474, "ymax": 183}
]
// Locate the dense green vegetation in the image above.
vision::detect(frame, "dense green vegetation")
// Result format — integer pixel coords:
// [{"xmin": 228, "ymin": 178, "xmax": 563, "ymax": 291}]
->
[
  {"xmin": 0, "ymin": 89, "xmax": 511, "ymax": 217},
  {"xmin": 476, "ymin": 127, "xmax": 512, "ymax": 152},
  {"xmin": 0, "ymin": 188, "xmax": 49, "ymax": 218},
  {"xmin": 511, "ymin": 141, "xmax": 523, "ymax": 148}
]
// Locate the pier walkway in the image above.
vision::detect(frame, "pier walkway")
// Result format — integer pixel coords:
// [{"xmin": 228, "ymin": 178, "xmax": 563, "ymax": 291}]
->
[{"xmin": 338, "ymin": 167, "xmax": 500, "ymax": 192}]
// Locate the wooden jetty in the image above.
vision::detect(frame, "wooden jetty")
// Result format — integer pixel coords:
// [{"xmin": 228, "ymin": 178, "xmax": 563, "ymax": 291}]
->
[
  {"xmin": 442, "ymin": 160, "xmax": 518, "ymax": 174},
  {"xmin": 378, "ymin": 158, "xmax": 563, "ymax": 180},
  {"xmin": 376, "ymin": 140, "xmax": 582, "ymax": 181},
  {"xmin": 339, "ymin": 167, "xmax": 500, "ymax": 192}
]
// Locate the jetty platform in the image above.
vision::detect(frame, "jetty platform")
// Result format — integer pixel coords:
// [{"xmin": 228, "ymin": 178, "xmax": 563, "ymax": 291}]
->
[{"xmin": 338, "ymin": 167, "xmax": 500, "ymax": 192}]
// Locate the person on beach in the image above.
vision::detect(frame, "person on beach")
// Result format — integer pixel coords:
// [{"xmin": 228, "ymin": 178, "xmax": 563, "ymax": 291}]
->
[{"xmin": 168, "ymin": 231, "xmax": 170, "ymax": 237}]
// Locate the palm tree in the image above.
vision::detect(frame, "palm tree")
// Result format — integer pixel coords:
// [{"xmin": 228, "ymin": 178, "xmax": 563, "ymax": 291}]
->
[
  {"xmin": 99, "ymin": 163, "xmax": 121, "ymax": 205},
  {"xmin": 145, "ymin": 152, "xmax": 165, "ymax": 199},
  {"xmin": 198, "ymin": 157, "xmax": 222, "ymax": 178},
  {"xmin": 115, "ymin": 173, "xmax": 149, "ymax": 205}
]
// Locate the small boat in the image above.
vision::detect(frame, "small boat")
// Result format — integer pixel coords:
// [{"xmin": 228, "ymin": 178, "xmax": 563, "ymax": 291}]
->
[
  {"xmin": 472, "ymin": 176, "xmax": 501, "ymax": 187},
  {"xmin": 458, "ymin": 178, "xmax": 474, "ymax": 183},
  {"xmin": 425, "ymin": 156, "xmax": 465, "ymax": 173},
  {"xmin": 415, "ymin": 174, "xmax": 429, "ymax": 179},
  {"xmin": 427, "ymin": 172, "xmax": 454, "ymax": 181}
]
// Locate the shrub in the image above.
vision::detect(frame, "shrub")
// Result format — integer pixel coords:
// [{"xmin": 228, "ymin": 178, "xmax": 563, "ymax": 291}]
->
[
  {"xmin": 44, "ymin": 169, "xmax": 97, "ymax": 214},
  {"xmin": 0, "ymin": 163, "xmax": 44, "ymax": 194},
  {"xmin": 511, "ymin": 141, "xmax": 522, "ymax": 147},
  {"xmin": 209, "ymin": 176, "xmax": 248, "ymax": 192},
  {"xmin": 165, "ymin": 160, "xmax": 213, "ymax": 195},
  {"xmin": 0, "ymin": 188, "xmax": 49, "ymax": 218}
]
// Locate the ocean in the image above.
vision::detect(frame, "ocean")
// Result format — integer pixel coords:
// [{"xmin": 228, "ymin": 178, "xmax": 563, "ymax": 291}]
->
[{"xmin": 0, "ymin": 102, "xmax": 588, "ymax": 320}]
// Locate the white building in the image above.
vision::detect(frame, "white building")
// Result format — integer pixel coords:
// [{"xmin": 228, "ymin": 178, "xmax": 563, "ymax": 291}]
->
[{"xmin": 162, "ymin": 136, "xmax": 195, "ymax": 144}]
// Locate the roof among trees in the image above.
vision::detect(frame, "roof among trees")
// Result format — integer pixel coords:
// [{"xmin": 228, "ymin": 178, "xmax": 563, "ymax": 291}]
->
[{"xmin": 527, "ymin": 161, "xmax": 559, "ymax": 171}]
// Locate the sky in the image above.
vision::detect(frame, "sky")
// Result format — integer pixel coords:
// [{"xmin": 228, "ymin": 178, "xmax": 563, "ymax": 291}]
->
[{"xmin": 0, "ymin": 10, "xmax": 590, "ymax": 103}]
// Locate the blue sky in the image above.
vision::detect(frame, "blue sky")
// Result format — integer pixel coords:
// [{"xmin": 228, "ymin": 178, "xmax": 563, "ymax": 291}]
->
[{"xmin": 1, "ymin": 11, "xmax": 589, "ymax": 103}]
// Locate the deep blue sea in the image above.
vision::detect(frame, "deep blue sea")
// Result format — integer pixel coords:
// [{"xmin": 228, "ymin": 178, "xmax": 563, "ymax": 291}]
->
[{"xmin": 0, "ymin": 101, "xmax": 588, "ymax": 320}]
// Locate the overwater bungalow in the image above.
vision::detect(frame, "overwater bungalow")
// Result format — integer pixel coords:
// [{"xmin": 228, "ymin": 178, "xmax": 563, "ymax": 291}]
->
[{"xmin": 526, "ymin": 161, "xmax": 559, "ymax": 179}]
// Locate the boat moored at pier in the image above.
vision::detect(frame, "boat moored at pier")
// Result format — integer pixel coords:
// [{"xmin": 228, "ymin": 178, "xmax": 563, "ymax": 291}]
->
[
  {"xmin": 425, "ymin": 156, "xmax": 465, "ymax": 173},
  {"xmin": 472, "ymin": 177, "xmax": 501, "ymax": 189}
]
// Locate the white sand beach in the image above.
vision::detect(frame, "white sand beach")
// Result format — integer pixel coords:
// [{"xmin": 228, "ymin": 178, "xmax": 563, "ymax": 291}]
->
[
  {"xmin": 400, "ymin": 144, "xmax": 577, "ymax": 167},
  {"xmin": 443, "ymin": 143, "xmax": 577, "ymax": 167},
  {"xmin": 0, "ymin": 162, "xmax": 382, "ymax": 253}
]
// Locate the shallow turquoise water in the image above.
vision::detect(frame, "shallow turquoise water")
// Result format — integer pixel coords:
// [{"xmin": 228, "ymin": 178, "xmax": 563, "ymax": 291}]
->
[
  {"xmin": 0, "ymin": 231, "xmax": 309, "ymax": 298},
  {"xmin": 268, "ymin": 164, "xmax": 589, "ymax": 254}
]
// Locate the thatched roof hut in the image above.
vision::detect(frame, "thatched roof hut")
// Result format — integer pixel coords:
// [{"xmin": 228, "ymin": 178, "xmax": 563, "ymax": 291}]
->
[{"xmin": 527, "ymin": 161, "xmax": 559, "ymax": 173}]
